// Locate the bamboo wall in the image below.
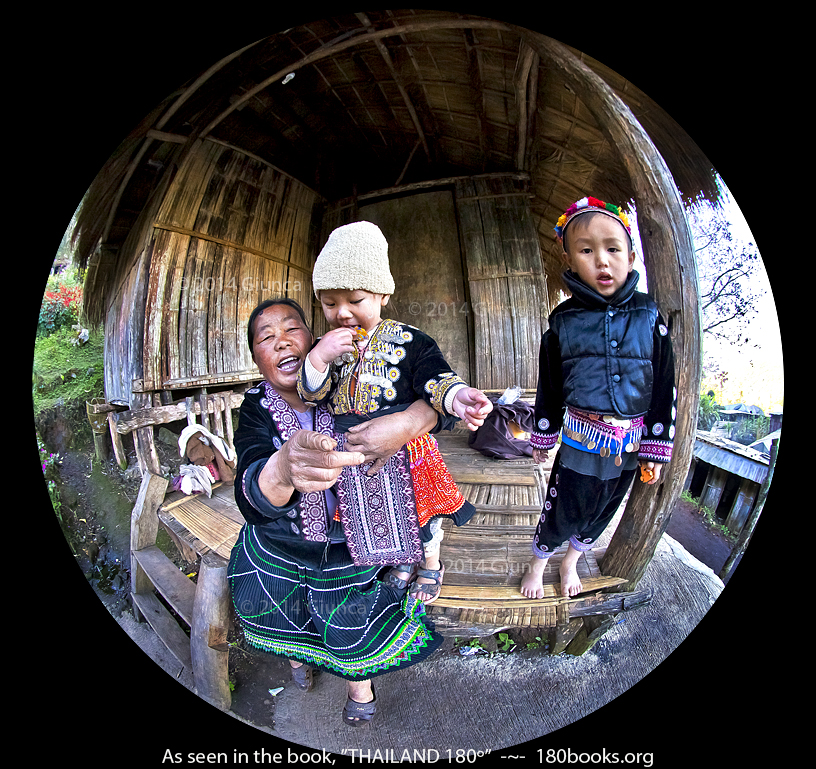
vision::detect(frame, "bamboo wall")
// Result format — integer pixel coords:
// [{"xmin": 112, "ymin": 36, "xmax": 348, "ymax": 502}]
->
[
  {"xmin": 316, "ymin": 173, "xmax": 548, "ymax": 392},
  {"xmin": 110, "ymin": 139, "xmax": 321, "ymax": 401},
  {"xmin": 455, "ymin": 175, "xmax": 548, "ymax": 390},
  {"xmin": 103, "ymin": 158, "xmax": 546, "ymax": 404}
]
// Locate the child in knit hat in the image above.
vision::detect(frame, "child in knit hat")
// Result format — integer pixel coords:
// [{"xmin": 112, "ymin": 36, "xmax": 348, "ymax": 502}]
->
[{"xmin": 298, "ymin": 220, "xmax": 492, "ymax": 604}]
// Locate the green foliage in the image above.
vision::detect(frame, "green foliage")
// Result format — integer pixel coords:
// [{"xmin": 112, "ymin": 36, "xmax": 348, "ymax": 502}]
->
[
  {"xmin": 32, "ymin": 324, "xmax": 105, "ymax": 415},
  {"xmin": 38, "ymin": 267, "xmax": 84, "ymax": 338},
  {"xmin": 680, "ymin": 491, "xmax": 735, "ymax": 541},
  {"xmin": 38, "ymin": 432, "xmax": 63, "ymax": 521},
  {"xmin": 497, "ymin": 632, "xmax": 514, "ymax": 652},
  {"xmin": 698, "ymin": 391, "xmax": 720, "ymax": 430},
  {"xmin": 730, "ymin": 415, "xmax": 770, "ymax": 446}
]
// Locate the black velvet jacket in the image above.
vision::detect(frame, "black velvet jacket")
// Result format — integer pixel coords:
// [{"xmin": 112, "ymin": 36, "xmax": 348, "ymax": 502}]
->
[{"xmin": 531, "ymin": 270, "xmax": 677, "ymax": 464}]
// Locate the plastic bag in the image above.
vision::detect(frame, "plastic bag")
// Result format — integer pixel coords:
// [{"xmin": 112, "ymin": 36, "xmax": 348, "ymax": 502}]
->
[{"xmin": 497, "ymin": 385, "xmax": 522, "ymax": 405}]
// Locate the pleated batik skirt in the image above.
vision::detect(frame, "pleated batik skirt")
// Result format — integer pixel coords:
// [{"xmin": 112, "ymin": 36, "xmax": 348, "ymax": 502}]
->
[{"xmin": 228, "ymin": 524, "xmax": 443, "ymax": 680}]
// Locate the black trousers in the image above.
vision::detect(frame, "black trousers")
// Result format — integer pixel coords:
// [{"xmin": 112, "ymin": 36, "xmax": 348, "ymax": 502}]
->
[{"xmin": 532, "ymin": 451, "xmax": 636, "ymax": 558}]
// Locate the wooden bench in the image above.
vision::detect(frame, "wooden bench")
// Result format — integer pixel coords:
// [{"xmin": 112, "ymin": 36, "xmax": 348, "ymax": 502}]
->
[
  {"xmin": 110, "ymin": 395, "xmax": 651, "ymax": 710},
  {"xmin": 109, "ymin": 387, "xmax": 245, "ymax": 709}
]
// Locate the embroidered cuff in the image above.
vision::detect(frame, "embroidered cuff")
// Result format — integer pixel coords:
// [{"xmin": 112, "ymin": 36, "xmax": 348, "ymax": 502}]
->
[
  {"xmin": 297, "ymin": 355, "xmax": 333, "ymax": 404},
  {"xmin": 638, "ymin": 440, "xmax": 672, "ymax": 463},
  {"xmin": 569, "ymin": 534, "xmax": 595, "ymax": 552},
  {"xmin": 530, "ymin": 431, "xmax": 559, "ymax": 451},
  {"xmin": 303, "ymin": 354, "xmax": 330, "ymax": 391},
  {"xmin": 443, "ymin": 383, "xmax": 468, "ymax": 418},
  {"xmin": 424, "ymin": 373, "xmax": 468, "ymax": 415}
]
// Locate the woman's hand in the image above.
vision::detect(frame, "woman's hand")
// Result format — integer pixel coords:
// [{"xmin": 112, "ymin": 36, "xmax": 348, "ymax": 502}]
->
[
  {"xmin": 259, "ymin": 430, "xmax": 365, "ymax": 505},
  {"xmin": 345, "ymin": 399, "xmax": 439, "ymax": 475}
]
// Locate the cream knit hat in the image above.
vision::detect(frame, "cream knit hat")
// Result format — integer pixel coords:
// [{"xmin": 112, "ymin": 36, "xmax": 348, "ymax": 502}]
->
[{"xmin": 312, "ymin": 221, "xmax": 395, "ymax": 297}]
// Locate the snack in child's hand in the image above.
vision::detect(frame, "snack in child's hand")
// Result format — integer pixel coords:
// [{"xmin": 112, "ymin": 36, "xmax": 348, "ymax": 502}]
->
[
  {"xmin": 352, "ymin": 325, "xmax": 368, "ymax": 341},
  {"xmin": 640, "ymin": 466, "xmax": 654, "ymax": 483}
]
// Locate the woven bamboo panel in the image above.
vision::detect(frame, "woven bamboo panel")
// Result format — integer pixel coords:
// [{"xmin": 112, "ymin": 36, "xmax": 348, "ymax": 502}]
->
[{"xmin": 159, "ymin": 484, "xmax": 243, "ymax": 559}]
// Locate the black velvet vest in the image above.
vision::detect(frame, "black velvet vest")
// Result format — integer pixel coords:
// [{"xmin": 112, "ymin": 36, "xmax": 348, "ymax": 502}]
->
[{"xmin": 550, "ymin": 270, "xmax": 658, "ymax": 418}]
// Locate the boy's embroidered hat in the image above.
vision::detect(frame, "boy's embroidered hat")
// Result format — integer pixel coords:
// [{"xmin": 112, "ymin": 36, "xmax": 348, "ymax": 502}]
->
[
  {"xmin": 554, "ymin": 196, "xmax": 632, "ymax": 246},
  {"xmin": 312, "ymin": 220, "xmax": 395, "ymax": 297}
]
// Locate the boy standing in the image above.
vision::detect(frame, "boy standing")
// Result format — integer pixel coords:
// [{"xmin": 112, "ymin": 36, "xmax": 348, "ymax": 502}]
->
[{"xmin": 521, "ymin": 197, "xmax": 676, "ymax": 599}]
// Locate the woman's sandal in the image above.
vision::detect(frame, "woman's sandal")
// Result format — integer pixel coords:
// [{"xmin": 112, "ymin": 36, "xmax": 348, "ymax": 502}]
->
[
  {"xmin": 290, "ymin": 662, "xmax": 315, "ymax": 692},
  {"xmin": 382, "ymin": 563, "xmax": 416, "ymax": 592},
  {"xmin": 342, "ymin": 686, "xmax": 376, "ymax": 726},
  {"xmin": 408, "ymin": 561, "xmax": 445, "ymax": 605}
]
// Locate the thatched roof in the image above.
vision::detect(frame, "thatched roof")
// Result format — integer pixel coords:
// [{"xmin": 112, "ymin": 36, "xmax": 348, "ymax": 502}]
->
[{"xmin": 74, "ymin": 10, "xmax": 720, "ymax": 325}]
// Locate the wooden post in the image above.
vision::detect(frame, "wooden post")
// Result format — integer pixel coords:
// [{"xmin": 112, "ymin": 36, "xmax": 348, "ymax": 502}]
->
[
  {"xmin": 191, "ymin": 552, "xmax": 232, "ymax": 710},
  {"xmin": 719, "ymin": 437, "xmax": 779, "ymax": 583},
  {"xmin": 523, "ymin": 33, "xmax": 701, "ymax": 591},
  {"xmin": 108, "ymin": 412, "xmax": 128, "ymax": 470},
  {"xmin": 132, "ymin": 392, "xmax": 162, "ymax": 475},
  {"xmin": 564, "ymin": 615, "xmax": 617, "ymax": 656},
  {"xmin": 130, "ymin": 471, "xmax": 169, "ymax": 621},
  {"xmin": 724, "ymin": 477, "xmax": 758, "ymax": 537},
  {"xmin": 700, "ymin": 466, "xmax": 727, "ymax": 512}
]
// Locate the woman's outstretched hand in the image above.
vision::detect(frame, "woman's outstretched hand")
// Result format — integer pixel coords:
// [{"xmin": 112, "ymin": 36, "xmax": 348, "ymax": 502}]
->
[{"xmin": 260, "ymin": 430, "xmax": 365, "ymax": 504}]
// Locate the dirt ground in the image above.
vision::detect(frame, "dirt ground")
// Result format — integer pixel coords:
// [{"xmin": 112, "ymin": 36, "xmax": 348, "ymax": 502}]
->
[{"xmin": 665, "ymin": 496, "xmax": 734, "ymax": 577}]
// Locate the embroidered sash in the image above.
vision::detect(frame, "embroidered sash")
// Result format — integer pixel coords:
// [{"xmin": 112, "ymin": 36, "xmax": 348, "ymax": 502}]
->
[
  {"xmin": 334, "ymin": 432, "xmax": 424, "ymax": 566},
  {"xmin": 561, "ymin": 407, "xmax": 645, "ymax": 465},
  {"xmin": 259, "ymin": 381, "xmax": 334, "ymax": 542}
]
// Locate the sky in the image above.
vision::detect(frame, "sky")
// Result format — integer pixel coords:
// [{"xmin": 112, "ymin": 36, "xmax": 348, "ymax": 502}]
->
[{"xmin": 626, "ymin": 180, "xmax": 784, "ymax": 414}]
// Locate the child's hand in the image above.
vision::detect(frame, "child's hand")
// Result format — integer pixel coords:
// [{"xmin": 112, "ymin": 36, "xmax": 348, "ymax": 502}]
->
[
  {"xmin": 309, "ymin": 327, "xmax": 355, "ymax": 370},
  {"xmin": 639, "ymin": 461, "xmax": 662, "ymax": 484},
  {"xmin": 452, "ymin": 387, "xmax": 493, "ymax": 431},
  {"xmin": 532, "ymin": 448, "xmax": 548, "ymax": 464}
]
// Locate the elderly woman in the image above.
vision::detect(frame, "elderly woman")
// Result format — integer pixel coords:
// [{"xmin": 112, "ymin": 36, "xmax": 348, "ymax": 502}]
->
[{"xmin": 228, "ymin": 298, "xmax": 447, "ymax": 726}]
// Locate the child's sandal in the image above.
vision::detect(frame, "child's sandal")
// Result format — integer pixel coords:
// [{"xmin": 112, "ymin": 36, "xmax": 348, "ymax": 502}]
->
[
  {"xmin": 408, "ymin": 561, "xmax": 445, "ymax": 605},
  {"xmin": 382, "ymin": 563, "xmax": 416, "ymax": 592}
]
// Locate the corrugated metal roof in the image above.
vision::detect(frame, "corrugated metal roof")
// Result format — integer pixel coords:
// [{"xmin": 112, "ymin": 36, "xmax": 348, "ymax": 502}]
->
[{"xmin": 693, "ymin": 431, "xmax": 769, "ymax": 484}]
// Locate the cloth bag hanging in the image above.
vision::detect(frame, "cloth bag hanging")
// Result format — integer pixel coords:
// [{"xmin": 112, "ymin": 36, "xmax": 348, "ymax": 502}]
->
[{"xmin": 468, "ymin": 396, "xmax": 535, "ymax": 459}]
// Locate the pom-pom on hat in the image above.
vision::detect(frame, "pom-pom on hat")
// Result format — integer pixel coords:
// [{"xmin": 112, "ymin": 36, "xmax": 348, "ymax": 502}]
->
[
  {"xmin": 312, "ymin": 221, "xmax": 395, "ymax": 297},
  {"xmin": 554, "ymin": 196, "xmax": 632, "ymax": 247}
]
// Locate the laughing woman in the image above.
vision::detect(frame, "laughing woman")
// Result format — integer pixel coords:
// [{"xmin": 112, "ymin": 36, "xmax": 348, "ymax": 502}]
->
[{"xmin": 228, "ymin": 298, "xmax": 445, "ymax": 726}]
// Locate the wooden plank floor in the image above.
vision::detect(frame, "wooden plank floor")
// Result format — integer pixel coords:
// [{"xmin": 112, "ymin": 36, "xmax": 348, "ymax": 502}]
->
[
  {"xmin": 428, "ymin": 431, "xmax": 626, "ymax": 631},
  {"xmin": 156, "ymin": 431, "xmax": 625, "ymax": 630}
]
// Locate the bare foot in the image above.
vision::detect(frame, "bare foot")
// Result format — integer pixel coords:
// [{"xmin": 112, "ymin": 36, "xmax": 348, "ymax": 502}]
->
[
  {"xmin": 520, "ymin": 556, "xmax": 548, "ymax": 598},
  {"xmin": 558, "ymin": 544, "xmax": 584, "ymax": 597}
]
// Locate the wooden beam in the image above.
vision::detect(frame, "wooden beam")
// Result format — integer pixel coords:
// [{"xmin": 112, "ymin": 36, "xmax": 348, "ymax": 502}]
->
[
  {"xmin": 355, "ymin": 12, "xmax": 430, "ymax": 160},
  {"xmin": 463, "ymin": 28, "xmax": 488, "ymax": 171},
  {"xmin": 100, "ymin": 39, "xmax": 262, "ymax": 244},
  {"xmin": 514, "ymin": 40, "xmax": 539, "ymax": 170},
  {"xmin": 199, "ymin": 18, "xmax": 519, "ymax": 139},
  {"xmin": 111, "ymin": 392, "xmax": 245, "ymax": 434},
  {"xmin": 151, "ymin": 222, "xmax": 312, "ymax": 274}
]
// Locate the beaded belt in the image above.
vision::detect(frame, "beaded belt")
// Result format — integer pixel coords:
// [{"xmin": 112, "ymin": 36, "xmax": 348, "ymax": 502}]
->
[{"xmin": 561, "ymin": 407, "xmax": 645, "ymax": 466}]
